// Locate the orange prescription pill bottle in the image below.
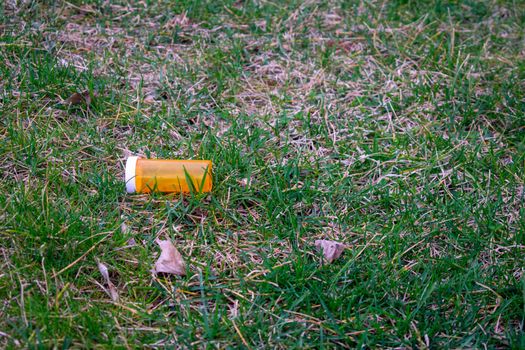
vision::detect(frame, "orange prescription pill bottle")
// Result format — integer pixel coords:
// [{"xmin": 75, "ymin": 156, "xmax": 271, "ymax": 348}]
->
[{"xmin": 125, "ymin": 156, "xmax": 212, "ymax": 193}]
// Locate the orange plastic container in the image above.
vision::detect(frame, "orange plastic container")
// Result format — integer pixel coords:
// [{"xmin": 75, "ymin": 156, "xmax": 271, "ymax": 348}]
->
[{"xmin": 125, "ymin": 157, "xmax": 212, "ymax": 193}]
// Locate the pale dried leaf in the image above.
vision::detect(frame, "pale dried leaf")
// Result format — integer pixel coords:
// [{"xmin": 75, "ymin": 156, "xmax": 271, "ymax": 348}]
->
[
  {"xmin": 153, "ymin": 239, "xmax": 186, "ymax": 276},
  {"xmin": 315, "ymin": 239, "xmax": 346, "ymax": 263},
  {"xmin": 254, "ymin": 20, "xmax": 266, "ymax": 31},
  {"xmin": 164, "ymin": 12, "xmax": 190, "ymax": 29},
  {"xmin": 143, "ymin": 93, "xmax": 156, "ymax": 104},
  {"xmin": 97, "ymin": 261, "xmax": 119, "ymax": 301},
  {"xmin": 228, "ymin": 300, "xmax": 239, "ymax": 319}
]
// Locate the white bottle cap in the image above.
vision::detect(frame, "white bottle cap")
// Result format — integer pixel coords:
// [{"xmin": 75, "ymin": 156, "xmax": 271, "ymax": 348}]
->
[{"xmin": 125, "ymin": 156, "xmax": 139, "ymax": 193}]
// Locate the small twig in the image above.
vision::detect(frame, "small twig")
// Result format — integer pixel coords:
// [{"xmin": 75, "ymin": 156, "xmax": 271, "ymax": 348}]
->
[
  {"xmin": 64, "ymin": 0, "xmax": 96, "ymax": 13},
  {"xmin": 232, "ymin": 319, "xmax": 252, "ymax": 350}
]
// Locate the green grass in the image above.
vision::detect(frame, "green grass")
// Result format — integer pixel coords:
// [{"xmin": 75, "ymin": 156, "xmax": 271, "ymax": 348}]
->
[{"xmin": 1, "ymin": 0, "xmax": 524, "ymax": 348}]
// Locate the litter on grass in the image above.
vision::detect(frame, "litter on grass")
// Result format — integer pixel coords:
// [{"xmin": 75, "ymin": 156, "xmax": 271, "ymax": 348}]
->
[{"xmin": 125, "ymin": 157, "xmax": 212, "ymax": 194}]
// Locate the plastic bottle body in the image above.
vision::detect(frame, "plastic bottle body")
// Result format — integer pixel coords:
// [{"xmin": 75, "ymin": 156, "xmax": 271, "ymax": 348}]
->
[{"xmin": 125, "ymin": 157, "xmax": 212, "ymax": 193}]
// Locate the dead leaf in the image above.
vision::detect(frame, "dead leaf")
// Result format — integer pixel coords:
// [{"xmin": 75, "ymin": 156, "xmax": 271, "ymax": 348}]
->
[
  {"xmin": 315, "ymin": 239, "xmax": 346, "ymax": 263},
  {"xmin": 97, "ymin": 261, "xmax": 119, "ymax": 301},
  {"xmin": 143, "ymin": 93, "xmax": 156, "ymax": 104},
  {"xmin": 153, "ymin": 239, "xmax": 186, "ymax": 276},
  {"xmin": 228, "ymin": 300, "xmax": 239, "ymax": 319},
  {"xmin": 120, "ymin": 221, "xmax": 128, "ymax": 234},
  {"xmin": 254, "ymin": 20, "xmax": 266, "ymax": 31},
  {"xmin": 164, "ymin": 12, "xmax": 190, "ymax": 29},
  {"xmin": 64, "ymin": 90, "xmax": 93, "ymax": 105}
]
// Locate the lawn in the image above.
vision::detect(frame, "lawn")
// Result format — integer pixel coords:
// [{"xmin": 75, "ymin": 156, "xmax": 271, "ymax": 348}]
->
[{"xmin": 1, "ymin": 0, "xmax": 524, "ymax": 348}]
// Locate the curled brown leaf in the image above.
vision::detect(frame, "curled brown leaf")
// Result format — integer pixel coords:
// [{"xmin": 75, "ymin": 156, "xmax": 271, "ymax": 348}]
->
[{"xmin": 64, "ymin": 90, "xmax": 95, "ymax": 105}]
